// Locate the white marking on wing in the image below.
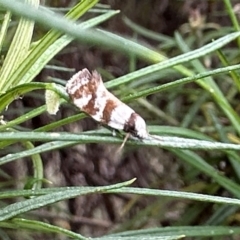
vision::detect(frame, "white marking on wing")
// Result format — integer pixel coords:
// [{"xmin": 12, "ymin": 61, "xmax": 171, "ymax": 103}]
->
[
  {"xmin": 93, "ymin": 83, "xmax": 108, "ymax": 121},
  {"xmin": 93, "ymin": 99, "xmax": 108, "ymax": 122},
  {"xmin": 66, "ymin": 83, "xmax": 80, "ymax": 95},
  {"xmin": 73, "ymin": 92, "xmax": 92, "ymax": 109},
  {"xmin": 66, "ymin": 72, "xmax": 90, "ymax": 95},
  {"xmin": 134, "ymin": 115, "xmax": 149, "ymax": 139},
  {"xmin": 108, "ymin": 104, "xmax": 134, "ymax": 130}
]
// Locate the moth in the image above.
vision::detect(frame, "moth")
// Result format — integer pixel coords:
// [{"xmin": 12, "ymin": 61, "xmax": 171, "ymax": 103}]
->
[{"xmin": 66, "ymin": 68, "xmax": 149, "ymax": 142}]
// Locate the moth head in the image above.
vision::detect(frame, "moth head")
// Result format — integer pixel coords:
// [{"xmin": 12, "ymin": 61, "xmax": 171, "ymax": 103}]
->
[{"xmin": 124, "ymin": 113, "xmax": 148, "ymax": 139}]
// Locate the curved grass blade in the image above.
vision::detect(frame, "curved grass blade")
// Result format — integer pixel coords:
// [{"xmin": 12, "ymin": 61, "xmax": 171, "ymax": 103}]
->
[
  {"xmin": 0, "ymin": 179, "xmax": 135, "ymax": 221},
  {"xmin": 0, "ymin": 82, "xmax": 67, "ymax": 113},
  {"xmin": 0, "ymin": 0, "xmax": 39, "ymax": 90},
  {"xmin": 16, "ymin": 10, "xmax": 120, "ymax": 86},
  {"xmin": 0, "ymin": 218, "xmax": 87, "ymax": 240},
  {"xmin": 107, "ymin": 226, "xmax": 240, "ymax": 238},
  {"xmin": 1, "ymin": 132, "xmax": 240, "ymax": 166}
]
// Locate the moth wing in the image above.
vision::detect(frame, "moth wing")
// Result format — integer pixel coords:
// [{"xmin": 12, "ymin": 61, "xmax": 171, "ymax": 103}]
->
[{"xmin": 107, "ymin": 104, "xmax": 134, "ymax": 130}]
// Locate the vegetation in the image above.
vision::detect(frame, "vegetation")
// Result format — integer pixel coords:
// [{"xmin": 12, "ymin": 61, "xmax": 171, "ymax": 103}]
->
[{"xmin": 0, "ymin": 0, "xmax": 240, "ymax": 239}]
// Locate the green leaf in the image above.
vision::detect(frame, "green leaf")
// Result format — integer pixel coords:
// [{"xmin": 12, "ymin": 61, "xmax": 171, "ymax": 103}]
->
[
  {"xmin": 0, "ymin": 179, "xmax": 135, "ymax": 221},
  {"xmin": 0, "ymin": 82, "xmax": 66, "ymax": 113},
  {"xmin": 0, "ymin": 131, "xmax": 240, "ymax": 150},
  {"xmin": 14, "ymin": 10, "xmax": 119, "ymax": 87},
  {"xmin": 106, "ymin": 226, "xmax": 240, "ymax": 238},
  {"xmin": 0, "ymin": 0, "xmax": 99, "ymax": 91},
  {"xmin": 0, "ymin": 218, "xmax": 88, "ymax": 240},
  {"xmin": 0, "ymin": 0, "xmax": 38, "ymax": 90}
]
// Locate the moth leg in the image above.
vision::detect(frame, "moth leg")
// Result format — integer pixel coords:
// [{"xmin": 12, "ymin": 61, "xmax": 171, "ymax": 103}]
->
[{"xmin": 117, "ymin": 132, "xmax": 130, "ymax": 152}]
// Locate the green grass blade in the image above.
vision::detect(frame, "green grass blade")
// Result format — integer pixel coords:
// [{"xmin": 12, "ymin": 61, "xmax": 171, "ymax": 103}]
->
[
  {"xmin": 107, "ymin": 226, "xmax": 240, "ymax": 238},
  {"xmin": 2, "ymin": 185, "xmax": 240, "ymax": 209},
  {"xmin": 0, "ymin": 105, "xmax": 46, "ymax": 131},
  {"xmin": 0, "ymin": 180, "xmax": 135, "ymax": 221},
  {"xmin": 16, "ymin": 10, "xmax": 119, "ymax": 86},
  {"xmin": 22, "ymin": 141, "xmax": 43, "ymax": 190},
  {"xmin": 224, "ymin": 0, "xmax": 240, "ymax": 46},
  {"xmin": 122, "ymin": 64, "xmax": 240, "ymax": 101},
  {"xmin": 0, "ymin": 132, "xmax": 240, "ymax": 151},
  {"xmin": 0, "ymin": 11, "xmax": 11, "ymax": 54},
  {"xmin": 0, "ymin": 0, "xmax": 38, "ymax": 90},
  {"xmin": 171, "ymin": 149, "xmax": 240, "ymax": 198},
  {"xmin": 175, "ymin": 32, "xmax": 240, "ymax": 134},
  {"xmin": 0, "ymin": 218, "xmax": 88, "ymax": 240},
  {"xmin": 2, "ymin": 132, "xmax": 240, "ymax": 165},
  {"xmin": 1, "ymin": 0, "xmax": 99, "ymax": 91},
  {"xmin": 0, "ymin": 82, "xmax": 67, "ymax": 113},
  {"xmin": 106, "ymin": 33, "xmax": 240, "ymax": 89}
]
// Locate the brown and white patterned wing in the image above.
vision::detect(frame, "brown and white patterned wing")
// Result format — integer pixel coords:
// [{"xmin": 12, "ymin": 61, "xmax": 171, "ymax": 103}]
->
[{"xmin": 66, "ymin": 68, "xmax": 149, "ymax": 138}]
